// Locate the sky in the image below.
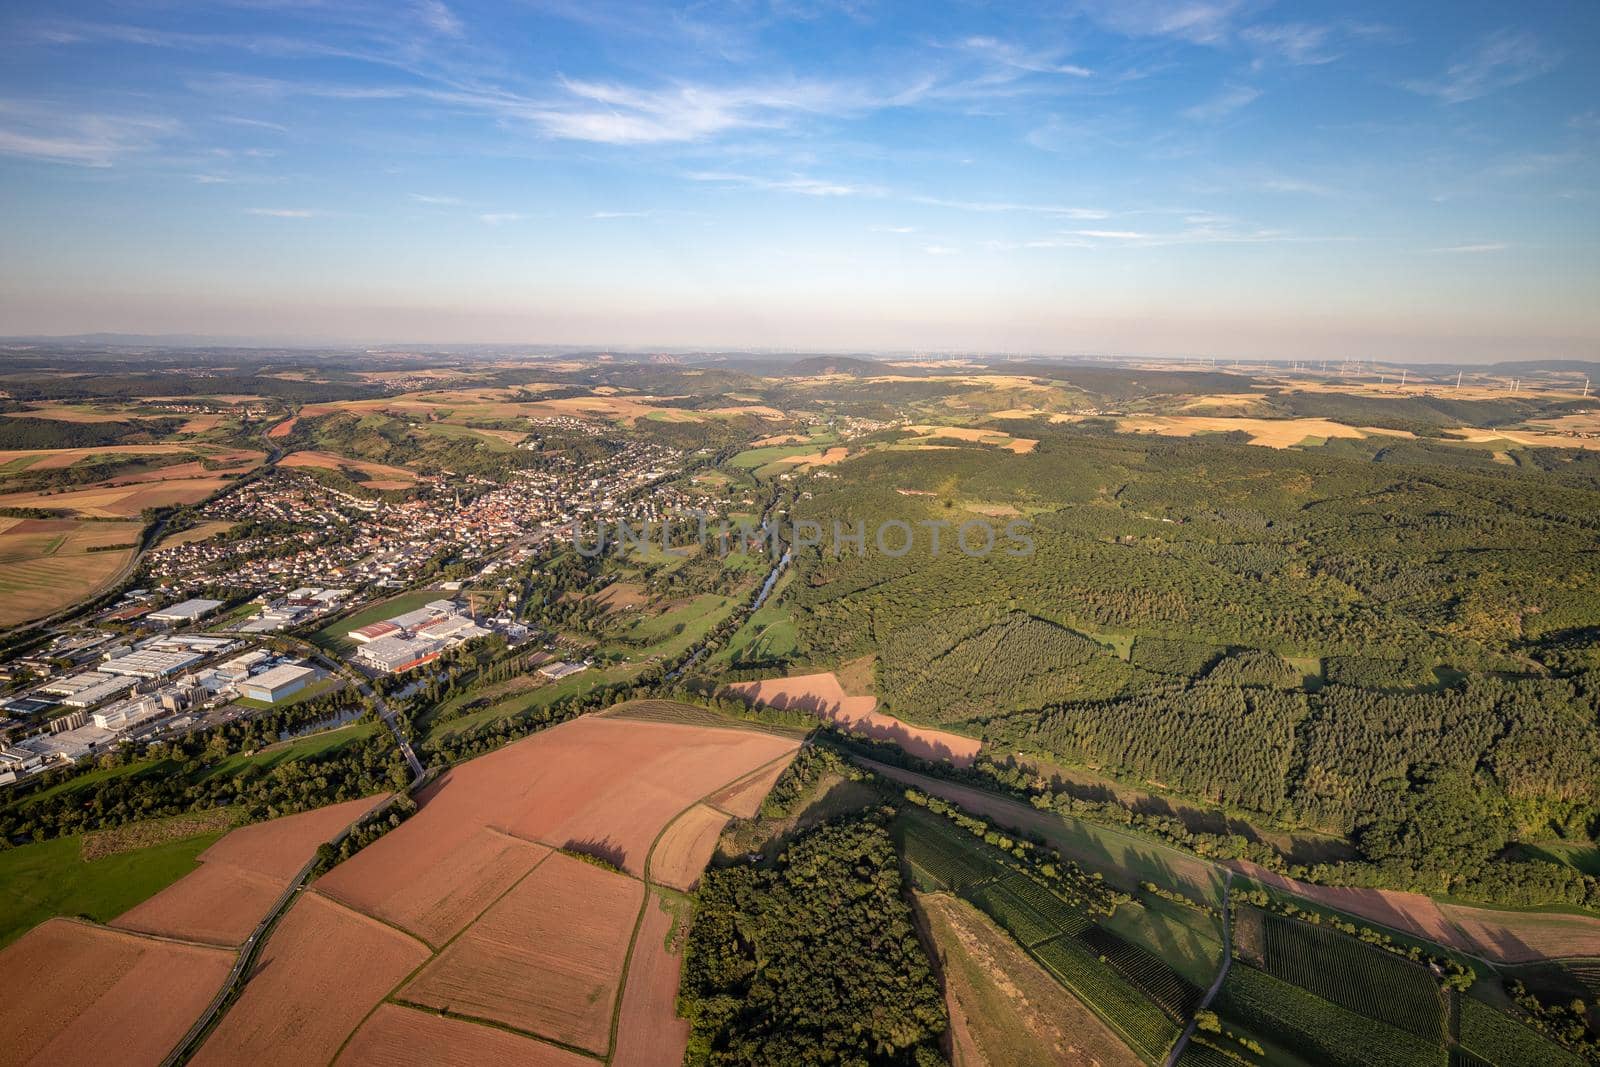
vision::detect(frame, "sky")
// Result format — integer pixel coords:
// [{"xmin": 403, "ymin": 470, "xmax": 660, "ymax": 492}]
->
[{"xmin": 0, "ymin": 1, "xmax": 1596, "ymax": 361}]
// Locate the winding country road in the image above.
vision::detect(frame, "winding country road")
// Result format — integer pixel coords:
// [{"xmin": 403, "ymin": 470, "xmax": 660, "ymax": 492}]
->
[{"xmin": 1164, "ymin": 870, "xmax": 1234, "ymax": 1067}]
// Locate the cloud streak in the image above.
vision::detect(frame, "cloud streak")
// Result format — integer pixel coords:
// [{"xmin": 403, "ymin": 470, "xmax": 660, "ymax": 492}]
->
[{"xmin": 1405, "ymin": 29, "xmax": 1557, "ymax": 103}]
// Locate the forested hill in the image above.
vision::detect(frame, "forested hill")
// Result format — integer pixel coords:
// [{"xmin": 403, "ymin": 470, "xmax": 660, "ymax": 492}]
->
[{"xmin": 782, "ymin": 426, "xmax": 1600, "ymax": 902}]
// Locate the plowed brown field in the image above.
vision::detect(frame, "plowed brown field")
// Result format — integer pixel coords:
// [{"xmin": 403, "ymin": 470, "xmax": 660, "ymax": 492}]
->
[
  {"xmin": 113, "ymin": 795, "xmax": 385, "ymax": 947},
  {"xmin": 708, "ymin": 758, "xmax": 791, "ymax": 818},
  {"xmin": 400, "ymin": 851, "xmax": 642, "ymax": 1054},
  {"xmin": 317, "ymin": 825, "xmax": 549, "ymax": 947},
  {"xmin": 192, "ymin": 892, "xmax": 430, "ymax": 1066},
  {"xmin": 0, "ymin": 918, "xmax": 233, "ymax": 1067},
  {"xmin": 611, "ymin": 892, "xmax": 692, "ymax": 1067},
  {"xmin": 336, "ymin": 1004, "xmax": 594, "ymax": 1066},
  {"xmin": 727, "ymin": 672, "xmax": 982, "ymax": 765}
]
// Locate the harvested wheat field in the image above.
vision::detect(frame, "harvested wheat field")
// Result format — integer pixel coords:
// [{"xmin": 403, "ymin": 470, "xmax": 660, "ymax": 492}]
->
[
  {"xmin": 918, "ymin": 891, "xmax": 1141, "ymax": 1067},
  {"xmin": 266, "ymin": 415, "xmax": 298, "ymax": 438},
  {"xmin": 611, "ymin": 891, "xmax": 693, "ymax": 1067},
  {"xmin": 1115, "ymin": 415, "xmax": 1412, "ymax": 449},
  {"xmin": 0, "ymin": 477, "xmax": 232, "ymax": 517},
  {"xmin": 1438, "ymin": 902, "xmax": 1600, "ymax": 962},
  {"xmin": 648, "ymin": 804, "xmax": 731, "ymax": 891},
  {"xmin": 471, "ymin": 717, "xmax": 798, "ymax": 875},
  {"xmin": 317, "ymin": 825, "xmax": 549, "ymax": 947},
  {"xmin": 279, "ymin": 450, "xmax": 421, "ymax": 487},
  {"xmin": 0, "ymin": 918, "xmax": 234, "ymax": 1067},
  {"xmin": 192, "ymin": 892, "xmax": 430, "ymax": 1067},
  {"xmin": 907, "ymin": 424, "xmax": 1038, "ymax": 454},
  {"xmin": 400, "ymin": 851, "xmax": 642, "ymax": 1054},
  {"xmin": 197, "ymin": 795, "xmax": 385, "ymax": 880},
  {"xmin": 112, "ymin": 862, "xmax": 284, "ymax": 948},
  {"xmin": 200, "ymin": 715, "xmax": 797, "ymax": 1060},
  {"xmin": 336, "ymin": 1003, "xmax": 594, "ymax": 1067},
  {"xmin": 708, "ymin": 757, "xmax": 792, "ymax": 818},
  {"xmin": 0, "ymin": 518, "xmax": 142, "ymax": 627},
  {"xmin": 113, "ymin": 795, "xmax": 384, "ymax": 947},
  {"xmin": 726, "ymin": 672, "xmax": 982, "ymax": 765},
  {"xmin": 774, "ymin": 445, "xmax": 851, "ymax": 468}
]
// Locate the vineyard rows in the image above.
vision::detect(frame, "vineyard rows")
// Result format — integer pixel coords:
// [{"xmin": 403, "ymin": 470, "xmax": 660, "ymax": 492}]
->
[
  {"xmin": 1258, "ymin": 909, "xmax": 1446, "ymax": 1041},
  {"xmin": 1032, "ymin": 934, "xmax": 1182, "ymax": 1064}
]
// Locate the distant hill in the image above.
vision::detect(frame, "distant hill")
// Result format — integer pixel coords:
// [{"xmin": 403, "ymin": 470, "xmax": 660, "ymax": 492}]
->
[
  {"xmin": 1006, "ymin": 363, "xmax": 1256, "ymax": 400},
  {"xmin": 784, "ymin": 355, "xmax": 883, "ymax": 377}
]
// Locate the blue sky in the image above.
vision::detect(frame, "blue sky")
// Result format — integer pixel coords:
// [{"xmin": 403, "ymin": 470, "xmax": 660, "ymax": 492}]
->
[{"xmin": 0, "ymin": 1, "xmax": 1596, "ymax": 360}]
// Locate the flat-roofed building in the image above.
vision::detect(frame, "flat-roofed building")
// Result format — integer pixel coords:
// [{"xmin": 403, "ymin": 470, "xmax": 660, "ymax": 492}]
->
[
  {"xmin": 239, "ymin": 664, "xmax": 317, "ymax": 703},
  {"xmin": 148, "ymin": 598, "xmax": 224, "ymax": 623},
  {"xmin": 99, "ymin": 649, "xmax": 202, "ymax": 680}
]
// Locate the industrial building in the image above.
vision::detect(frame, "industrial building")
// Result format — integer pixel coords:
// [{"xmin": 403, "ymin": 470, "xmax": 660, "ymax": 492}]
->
[
  {"xmin": 239, "ymin": 664, "xmax": 318, "ymax": 703},
  {"xmin": 147, "ymin": 598, "xmax": 225, "ymax": 624}
]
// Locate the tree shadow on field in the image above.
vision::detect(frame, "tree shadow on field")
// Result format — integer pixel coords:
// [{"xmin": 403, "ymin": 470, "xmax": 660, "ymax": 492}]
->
[{"xmin": 561, "ymin": 836, "xmax": 628, "ymax": 871}]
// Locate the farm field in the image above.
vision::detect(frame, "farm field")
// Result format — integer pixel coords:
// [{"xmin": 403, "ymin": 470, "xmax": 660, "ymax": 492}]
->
[
  {"xmin": 0, "ymin": 825, "xmax": 225, "ymax": 949},
  {"xmin": 916, "ymin": 890, "xmax": 1141, "ymax": 1067},
  {"xmin": 194, "ymin": 711, "xmax": 801, "ymax": 1061},
  {"xmin": 726, "ymin": 671, "xmax": 982, "ymax": 765},
  {"xmin": 1100, "ymin": 896, "xmax": 1224, "ymax": 989},
  {"xmin": 317, "ymin": 823, "xmax": 550, "ymax": 948},
  {"xmin": 1457, "ymin": 993, "xmax": 1584, "ymax": 1066},
  {"xmin": 1113, "ymin": 414, "xmax": 1414, "ymax": 448},
  {"xmin": 0, "ymin": 516, "xmax": 143, "ymax": 627},
  {"xmin": 647, "ymin": 803, "xmax": 730, "ymax": 891},
  {"xmin": 192, "ymin": 891, "xmax": 431, "ymax": 1067},
  {"xmin": 0, "ymin": 919, "xmax": 234, "ymax": 1067},
  {"xmin": 1213, "ymin": 964, "xmax": 1445, "ymax": 1067},
  {"xmin": 151, "ymin": 519, "xmax": 235, "ymax": 549},
  {"xmin": 1252, "ymin": 907, "xmax": 1446, "ymax": 1040},
  {"xmin": 1438, "ymin": 901, "xmax": 1600, "ymax": 963},
  {"xmin": 611, "ymin": 891, "xmax": 693, "ymax": 1067},
  {"xmin": 337, "ymin": 1003, "xmax": 594, "ymax": 1066},
  {"xmin": 893, "ymin": 807, "xmax": 1187, "ymax": 1064},
  {"xmin": 399, "ymin": 851, "xmax": 642, "ymax": 1053},
  {"xmin": 111, "ymin": 795, "xmax": 383, "ymax": 947},
  {"xmin": 0, "ymin": 475, "xmax": 233, "ymax": 516},
  {"xmin": 279, "ymin": 448, "xmax": 422, "ymax": 488}
]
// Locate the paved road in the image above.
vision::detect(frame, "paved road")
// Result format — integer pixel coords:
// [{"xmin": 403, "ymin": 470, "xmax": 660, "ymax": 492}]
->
[{"xmin": 1164, "ymin": 870, "xmax": 1234, "ymax": 1067}]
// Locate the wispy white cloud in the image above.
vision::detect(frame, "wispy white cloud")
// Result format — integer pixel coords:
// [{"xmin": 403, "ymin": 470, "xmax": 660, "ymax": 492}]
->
[
  {"xmin": 1256, "ymin": 176, "xmax": 1339, "ymax": 196},
  {"xmin": 245, "ymin": 208, "xmax": 320, "ymax": 218},
  {"xmin": 478, "ymin": 212, "xmax": 527, "ymax": 224},
  {"xmin": 410, "ymin": 193, "xmax": 464, "ymax": 205},
  {"xmin": 1076, "ymin": 0, "xmax": 1249, "ymax": 45},
  {"xmin": 908, "ymin": 196, "xmax": 1109, "ymax": 219},
  {"xmin": 414, "ymin": 1, "xmax": 463, "ymax": 37},
  {"xmin": 923, "ymin": 244, "xmax": 958, "ymax": 255},
  {"xmin": 687, "ymin": 171, "xmax": 886, "ymax": 197},
  {"xmin": 1240, "ymin": 23, "xmax": 1337, "ymax": 66},
  {"xmin": 1404, "ymin": 29, "xmax": 1557, "ymax": 104},
  {"xmin": 957, "ymin": 36, "xmax": 1093, "ymax": 79},
  {"xmin": 1182, "ymin": 84, "xmax": 1260, "ymax": 121},
  {"xmin": 1432, "ymin": 242, "xmax": 1508, "ymax": 254},
  {"xmin": 591, "ymin": 210, "xmax": 649, "ymax": 218},
  {"xmin": 0, "ymin": 101, "xmax": 178, "ymax": 166}
]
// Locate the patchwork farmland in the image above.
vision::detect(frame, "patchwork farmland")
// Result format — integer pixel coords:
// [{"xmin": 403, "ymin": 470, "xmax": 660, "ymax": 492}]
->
[{"xmin": 196, "ymin": 711, "xmax": 800, "ymax": 1064}]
